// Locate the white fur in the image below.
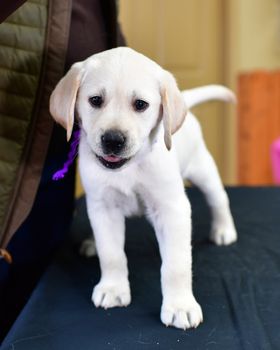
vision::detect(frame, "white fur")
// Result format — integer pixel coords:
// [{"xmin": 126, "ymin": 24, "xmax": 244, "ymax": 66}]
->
[{"xmin": 50, "ymin": 47, "xmax": 237, "ymax": 330}]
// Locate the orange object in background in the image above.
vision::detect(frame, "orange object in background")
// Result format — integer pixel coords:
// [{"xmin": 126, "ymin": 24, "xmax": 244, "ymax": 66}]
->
[{"xmin": 238, "ymin": 71, "xmax": 280, "ymax": 185}]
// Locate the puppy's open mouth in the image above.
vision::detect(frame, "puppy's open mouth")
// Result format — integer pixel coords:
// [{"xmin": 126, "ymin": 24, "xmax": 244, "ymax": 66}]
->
[{"xmin": 96, "ymin": 154, "xmax": 129, "ymax": 169}]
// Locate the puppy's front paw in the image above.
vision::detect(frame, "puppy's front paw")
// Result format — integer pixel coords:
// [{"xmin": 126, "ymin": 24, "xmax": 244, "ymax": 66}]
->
[
  {"xmin": 210, "ymin": 225, "xmax": 237, "ymax": 246},
  {"xmin": 92, "ymin": 280, "xmax": 131, "ymax": 309},
  {"xmin": 161, "ymin": 295, "xmax": 203, "ymax": 330}
]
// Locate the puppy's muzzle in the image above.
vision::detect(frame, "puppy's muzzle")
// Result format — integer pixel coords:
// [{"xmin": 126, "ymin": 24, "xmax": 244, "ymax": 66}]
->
[
  {"xmin": 97, "ymin": 130, "xmax": 129, "ymax": 170},
  {"xmin": 101, "ymin": 130, "xmax": 126, "ymax": 155}
]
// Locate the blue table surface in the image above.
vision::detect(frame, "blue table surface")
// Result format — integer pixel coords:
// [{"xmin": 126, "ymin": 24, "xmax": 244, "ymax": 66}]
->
[{"xmin": 1, "ymin": 187, "xmax": 280, "ymax": 350}]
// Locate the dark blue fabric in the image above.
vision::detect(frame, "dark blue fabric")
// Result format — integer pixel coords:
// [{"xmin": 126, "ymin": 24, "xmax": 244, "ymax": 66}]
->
[
  {"xmin": 1, "ymin": 188, "xmax": 280, "ymax": 350},
  {"xmin": 0, "ymin": 125, "xmax": 76, "ymax": 342}
]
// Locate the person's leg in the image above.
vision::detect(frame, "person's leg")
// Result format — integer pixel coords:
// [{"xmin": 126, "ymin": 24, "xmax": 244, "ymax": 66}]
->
[{"xmin": 0, "ymin": 125, "xmax": 76, "ymax": 342}]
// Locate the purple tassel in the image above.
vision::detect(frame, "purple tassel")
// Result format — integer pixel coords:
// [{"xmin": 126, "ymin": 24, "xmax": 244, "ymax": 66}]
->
[{"xmin": 52, "ymin": 129, "xmax": 81, "ymax": 181}]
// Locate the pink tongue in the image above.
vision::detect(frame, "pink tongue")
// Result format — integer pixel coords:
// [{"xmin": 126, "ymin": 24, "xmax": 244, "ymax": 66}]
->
[{"xmin": 103, "ymin": 155, "xmax": 122, "ymax": 163}]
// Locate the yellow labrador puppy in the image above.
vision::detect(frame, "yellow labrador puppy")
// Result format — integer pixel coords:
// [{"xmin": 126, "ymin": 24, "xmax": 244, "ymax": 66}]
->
[{"xmin": 50, "ymin": 47, "xmax": 237, "ymax": 330}]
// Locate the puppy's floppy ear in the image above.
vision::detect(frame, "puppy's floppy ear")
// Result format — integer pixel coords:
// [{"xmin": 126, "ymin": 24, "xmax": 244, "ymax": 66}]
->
[
  {"xmin": 160, "ymin": 70, "xmax": 188, "ymax": 150},
  {"xmin": 50, "ymin": 62, "xmax": 84, "ymax": 141}
]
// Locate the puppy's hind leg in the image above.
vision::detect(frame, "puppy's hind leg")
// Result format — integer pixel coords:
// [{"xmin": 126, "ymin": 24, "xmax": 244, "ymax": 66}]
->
[
  {"xmin": 86, "ymin": 197, "xmax": 131, "ymax": 309},
  {"xmin": 79, "ymin": 237, "xmax": 97, "ymax": 257},
  {"xmin": 187, "ymin": 144, "xmax": 237, "ymax": 245}
]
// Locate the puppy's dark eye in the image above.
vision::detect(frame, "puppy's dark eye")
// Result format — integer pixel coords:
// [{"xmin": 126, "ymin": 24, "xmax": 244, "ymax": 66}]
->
[
  {"xmin": 134, "ymin": 99, "xmax": 149, "ymax": 112},
  {"xmin": 89, "ymin": 96, "xmax": 103, "ymax": 108}
]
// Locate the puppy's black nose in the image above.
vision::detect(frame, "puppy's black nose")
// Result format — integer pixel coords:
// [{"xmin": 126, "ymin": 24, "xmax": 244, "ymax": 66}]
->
[{"xmin": 101, "ymin": 130, "xmax": 126, "ymax": 155}]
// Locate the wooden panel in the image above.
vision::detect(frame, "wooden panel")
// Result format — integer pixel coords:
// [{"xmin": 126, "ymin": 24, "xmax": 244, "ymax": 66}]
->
[
  {"xmin": 118, "ymin": 0, "xmax": 160, "ymax": 59},
  {"xmin": 120, "ymin": 0, "xmax": 223, "ymax": 86},
  {"xmin": 161, "ymin": 0, "xmax": 199, "ymax": 70},
  {"xmin": 238, "ymin": 71, "xmax": 280, "ymax": 184}
]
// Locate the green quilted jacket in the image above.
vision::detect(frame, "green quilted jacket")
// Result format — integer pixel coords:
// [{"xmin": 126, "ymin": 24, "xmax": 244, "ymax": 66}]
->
[{"xmin": 0, "ymin": 0, "xmax": 124, "ymax": 260}]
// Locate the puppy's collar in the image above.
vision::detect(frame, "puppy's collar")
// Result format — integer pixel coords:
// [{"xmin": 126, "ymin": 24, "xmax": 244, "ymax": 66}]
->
[{"xmin": 52, "ymin": 129, "xmax": 80, "ymax": 181}]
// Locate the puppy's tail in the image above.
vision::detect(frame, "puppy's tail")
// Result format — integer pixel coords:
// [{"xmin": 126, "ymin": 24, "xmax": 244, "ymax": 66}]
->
[{"xmin": 182, "ymin": 85, "xmax": 236, "ymax": 109}]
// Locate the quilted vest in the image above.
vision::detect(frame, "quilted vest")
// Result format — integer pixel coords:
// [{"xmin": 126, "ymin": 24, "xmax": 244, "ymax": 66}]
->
[{"xmin": 0, "ymin": 0, "xmax": 72, "ymax": 257}]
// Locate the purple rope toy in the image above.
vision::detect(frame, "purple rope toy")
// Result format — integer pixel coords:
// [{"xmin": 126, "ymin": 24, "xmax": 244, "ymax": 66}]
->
[{"xmin": 52, "ymin": 129, "xmax": 81, "ymax": 181}]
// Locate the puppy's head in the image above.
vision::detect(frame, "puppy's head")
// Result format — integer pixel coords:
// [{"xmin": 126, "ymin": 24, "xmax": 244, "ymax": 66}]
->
[{"xmin": 50, "ymin": 47, "xmax": 187, "ymax": 170}]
